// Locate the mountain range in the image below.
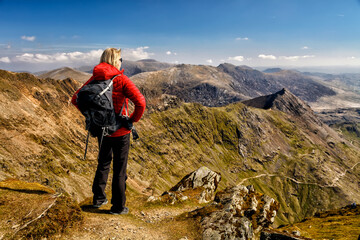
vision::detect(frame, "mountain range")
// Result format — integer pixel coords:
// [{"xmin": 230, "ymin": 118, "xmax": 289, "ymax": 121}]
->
[{"xmin": 37, "ymin": 60, "xmax": 360, "ymax": 111}]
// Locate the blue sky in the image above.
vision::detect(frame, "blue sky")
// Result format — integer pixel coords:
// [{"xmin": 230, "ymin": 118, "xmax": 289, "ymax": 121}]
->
[{"xmin": 1, "ymin": 0, "xmax": 360, "ymax": 72}]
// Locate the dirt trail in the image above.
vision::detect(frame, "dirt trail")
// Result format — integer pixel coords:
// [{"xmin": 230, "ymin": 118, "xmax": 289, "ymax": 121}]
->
[
  {"xmin": 65, "ymin": 200, "xmax": 198, "ymax": 240},
  {"xmin": 238, "ymin": 161, "xmax": 360, "ymax": 189},
  {"xmin": 68, "ymin": 213, "xmax": 166, "ymax": 240}
]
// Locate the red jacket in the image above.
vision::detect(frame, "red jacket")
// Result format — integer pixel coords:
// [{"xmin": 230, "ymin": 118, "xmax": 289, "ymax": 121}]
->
[{"xmin": 71, "ymin": 62, "xmax": 146, "ymax": 137}]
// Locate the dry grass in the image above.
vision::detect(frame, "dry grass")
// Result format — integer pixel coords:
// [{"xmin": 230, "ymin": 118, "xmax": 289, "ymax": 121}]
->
[{"xmin": 0, "ymin": 179, "xmax": 55, "ymax": 194}]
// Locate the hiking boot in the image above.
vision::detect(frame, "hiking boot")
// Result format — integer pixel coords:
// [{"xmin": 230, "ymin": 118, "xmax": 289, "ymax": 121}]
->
[
  {"xmin": 110, "ymin": 206, "xmax": 129, "ymax": 215},
  {"xmin": 92, "ymin": 199, "xmax": 108, "ymax": 208}
]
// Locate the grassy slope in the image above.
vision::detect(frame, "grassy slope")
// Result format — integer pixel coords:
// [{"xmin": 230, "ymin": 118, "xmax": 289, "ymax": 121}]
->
[{"xmin": 130, "ymin": 102, "xmax": 360, "ymax": 226}]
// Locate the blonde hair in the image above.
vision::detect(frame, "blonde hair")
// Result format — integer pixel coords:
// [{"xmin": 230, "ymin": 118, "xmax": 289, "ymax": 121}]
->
[{"xmin": 99, "ymin": 48, "xmax": 121, "ymax": 69}]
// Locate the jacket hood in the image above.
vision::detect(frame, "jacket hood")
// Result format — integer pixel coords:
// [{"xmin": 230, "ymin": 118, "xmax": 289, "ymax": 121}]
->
[{"xmin": 93, "ymin": 62, "xmax": 124, "ymax": 80}]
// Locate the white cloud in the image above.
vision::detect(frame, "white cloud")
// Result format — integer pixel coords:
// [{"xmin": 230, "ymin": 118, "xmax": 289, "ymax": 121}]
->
[
  {"xmin": 258, "ymin": 54, "xmax": 277, "ymax": 60},
  {"xmin": 21, "ymin": 36, "xmax": 36, "ymax": 41},
  {"xmin": 348, "ymin": 56, "xmax": 356, "ymax": 59},
  {"xmin": 302, "ymin": 55, "xmax": 315, "ymax": 59},
  {"xmin": 337, "ymin": 14, "xmax": 345, "ymax": 17},
  {"xmin": 302, "ymin": 46, "xmax": 309, "ymax": 50},
  {"xmin": 166, "ymin": 51, "xmax": 177, "ymax": 56},
  {"xmin": 15, "ymin": 49, "xmax": 103, "ymax": 64},
  {"xmin": 228, "ymin": 56, "xmax": 244, "ymax": 62},
  {"xmin": 280, "ymin": 55, "xmax": 315, "ymax": 61},
  {"xmin": 206, "ymin": 59, "xmax": 213, "ymax": 64},
  {"xmin": 236, "ymin": 37, "xmax": 249, "ymax": 41},
  {"xmin": 0, "ymin": 57, "xmax": 11, "ymax": 63},
  {"xmin": 122, "ymin": 46, "xmax": 154, "ymax": 60}
]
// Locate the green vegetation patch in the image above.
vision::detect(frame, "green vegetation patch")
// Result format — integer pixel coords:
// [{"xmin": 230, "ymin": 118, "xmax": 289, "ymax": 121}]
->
[{"xmin": 278, "ymin": 204, "xmax": 360, "ymax": 240}]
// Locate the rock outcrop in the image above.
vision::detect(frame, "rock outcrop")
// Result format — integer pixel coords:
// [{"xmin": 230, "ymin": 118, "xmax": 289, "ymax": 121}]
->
[
  {"xmin": 188, "ymin": 185, "xmax": 280, "ymax": 240},
  {"xmin": 242, "ymin": 88, "xmax": 326, "ymax": 129},
  {"xmin": 148, "ymin": 167, "xmax": 221, "ymax": 204}
]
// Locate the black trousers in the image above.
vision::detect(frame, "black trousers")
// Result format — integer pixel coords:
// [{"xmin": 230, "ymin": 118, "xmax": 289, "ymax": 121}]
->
[{"xmin": 92, "ymin": 134, "xmax": 130, "ymax": 210}]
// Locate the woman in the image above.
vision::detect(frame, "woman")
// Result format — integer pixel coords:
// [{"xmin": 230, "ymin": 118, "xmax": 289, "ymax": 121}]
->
[{"xmin": 71, "ymin": 48, "xmax": 146, "ymax": 214}]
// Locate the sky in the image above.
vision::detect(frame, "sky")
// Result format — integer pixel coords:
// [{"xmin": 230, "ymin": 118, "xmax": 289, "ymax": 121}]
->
[{"xmin": 1, "ymin": 0, "xmax": 360, "ymax": 72}]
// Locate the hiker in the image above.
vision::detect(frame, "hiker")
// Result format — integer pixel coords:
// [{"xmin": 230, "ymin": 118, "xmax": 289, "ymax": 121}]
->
[{"xmin": 71, "ymin": 48, "xmax": 146, "ymax": 214}]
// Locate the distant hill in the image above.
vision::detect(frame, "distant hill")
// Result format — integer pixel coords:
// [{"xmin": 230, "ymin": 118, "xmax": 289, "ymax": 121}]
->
[
  {"xmin": 122, "ymin": 59, "xmax": 174, "ymax": 76},
  {"xmin": 131, "ymin": 64, "xmax": 248, "ymax": 107},
  {"xmin": 263, "ymin": 68, "xmax": 283, "ymax": 73},
  {"xmin": 217, "ymin": 63, "xmax": 283, "ymax": 97},
  {"xmin": 37, "ymin": 67, "xmax": 91, "ymax": 83},
  {"xmin": 218, "ymin": 63, "xmax": 336, "ymax": 102},
  {"xmin": 77, "ymin": 59, "xmax": 174, "ymax": 77}
]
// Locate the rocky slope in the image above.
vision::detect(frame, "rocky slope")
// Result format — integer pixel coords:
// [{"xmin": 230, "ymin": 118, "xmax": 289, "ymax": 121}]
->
[{"xmin": 0, "ymin": 69, "xmax": 360, "ymax": 238}]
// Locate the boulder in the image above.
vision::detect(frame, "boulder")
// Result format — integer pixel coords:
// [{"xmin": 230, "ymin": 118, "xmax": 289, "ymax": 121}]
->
[
  {"xmin": 148, "ymin": 166, "xmax": 221, "ymax": 204},
  {"xmin": 168, "ymin": 166, "xmax": 221, "ymax": 203}
]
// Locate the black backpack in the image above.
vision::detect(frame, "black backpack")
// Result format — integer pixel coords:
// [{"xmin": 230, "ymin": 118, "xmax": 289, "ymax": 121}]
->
[
  {"xmin": 76, "ymin": 74, "xmax": 124, "ymax": 137},
  {"xmin": 76, "ymin": 74, "xmax": 127, "ymax": 159}
]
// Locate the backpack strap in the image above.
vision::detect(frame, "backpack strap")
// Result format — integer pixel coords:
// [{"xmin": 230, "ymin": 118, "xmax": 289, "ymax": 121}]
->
[{"xmin": 99, "ymin": 74, "xmax": 120, "ymax": 96}]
